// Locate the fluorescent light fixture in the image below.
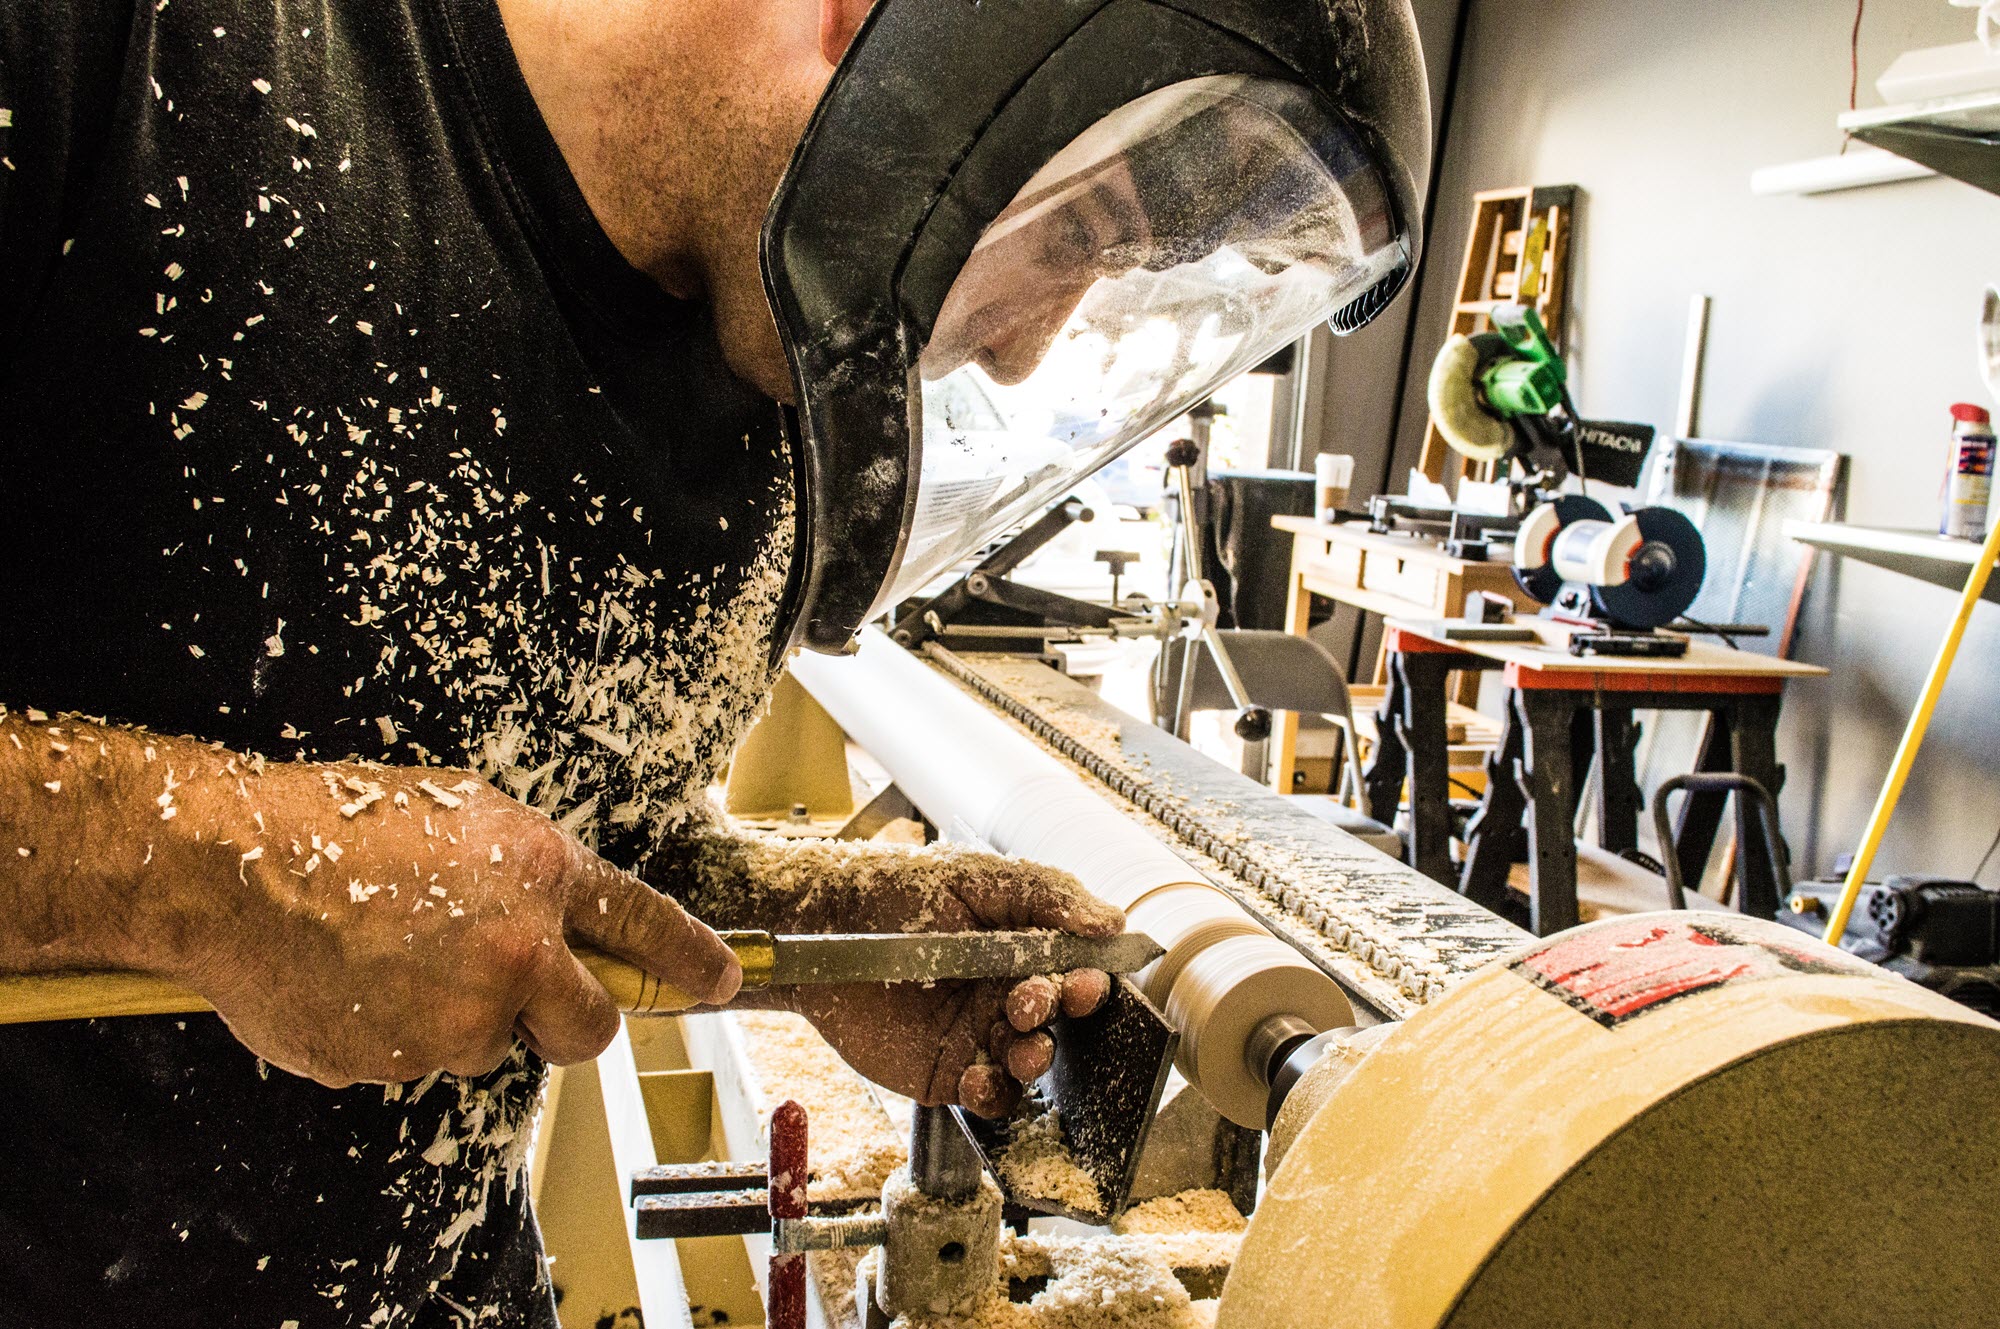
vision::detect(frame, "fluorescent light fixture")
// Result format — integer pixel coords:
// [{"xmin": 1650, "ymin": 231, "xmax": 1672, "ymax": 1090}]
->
[{"xmin": 1750, "ymin": 146, "xmax": 1936, "ymax": 197}]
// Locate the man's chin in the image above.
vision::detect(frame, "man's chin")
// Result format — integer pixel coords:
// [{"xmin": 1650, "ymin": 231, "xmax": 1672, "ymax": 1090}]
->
[
  {"xmin": 716, "ymin": 320, "xmax": 798, "ymax": 404},
  {"xmin": 975, "ymin": 345, "xmax": 1043, "ymax": 388}
]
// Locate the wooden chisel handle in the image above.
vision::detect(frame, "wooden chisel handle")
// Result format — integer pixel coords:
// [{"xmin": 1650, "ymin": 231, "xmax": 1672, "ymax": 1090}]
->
[{"xmin": 0, "ymin": 935, "xmax": 774, "ymax": 1027}]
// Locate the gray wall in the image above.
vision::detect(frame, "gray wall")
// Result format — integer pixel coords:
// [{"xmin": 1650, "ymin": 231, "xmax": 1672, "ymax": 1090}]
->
[
  {"xmin": 1383, "ymin": 0, "xmax": 2000, "ymax": 881},
  {"xmin": 1298, "ymin": 0, "xmax": 1466, "ymax": 492}
]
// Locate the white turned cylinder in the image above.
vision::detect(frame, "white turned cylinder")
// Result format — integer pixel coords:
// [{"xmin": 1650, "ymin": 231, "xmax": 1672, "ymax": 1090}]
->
[
  {"xmin": 1128, "ymin": 884, "xmax": 1270, "ymax": 1007},
  {"xmin": 1166, "ymin": 935, "xmax": 1355, "ymax": 1128},
  {"xmin": 792, "ymin": 631, "xmax": 1354, "ymax": 1128}
]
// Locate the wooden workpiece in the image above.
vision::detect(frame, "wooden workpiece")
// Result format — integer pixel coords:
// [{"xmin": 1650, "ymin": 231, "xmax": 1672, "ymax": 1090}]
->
[
  {"xmin": 1164, "ymin": 935, "xmax": 1353, "ymax": 1129},
  {"xmin": 1225, "ymin": 914, "xmax": 2000, "ymax": 1329},
  {"xmin": 790, "ymin": 633, "xmax": 1365, "ymax": 1130},
  {"xmin": 1128, "ymin": 885, "xmax": 1268, "ymax": 1008}
]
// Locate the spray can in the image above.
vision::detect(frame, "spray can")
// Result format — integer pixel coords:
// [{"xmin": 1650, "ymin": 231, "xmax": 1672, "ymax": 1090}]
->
[{"xmin": 1943, "ymin": 403, "xmax": 1996, "ymax": 541}]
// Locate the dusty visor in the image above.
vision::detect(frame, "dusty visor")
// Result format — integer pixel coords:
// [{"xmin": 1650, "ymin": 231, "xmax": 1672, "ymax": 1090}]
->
[{"xmin": 882, "ymin": 74, "xmax": 1407, "ymax": 611}]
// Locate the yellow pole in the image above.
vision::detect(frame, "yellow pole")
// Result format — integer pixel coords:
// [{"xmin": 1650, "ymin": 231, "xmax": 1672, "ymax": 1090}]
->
[{"xmin": 1824, "ymin": 515, "xmax": 2000, "ymax": 944}]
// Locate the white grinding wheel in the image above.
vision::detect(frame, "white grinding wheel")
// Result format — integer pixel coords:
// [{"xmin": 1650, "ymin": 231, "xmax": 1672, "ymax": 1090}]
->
[
  {"xmin": 1427, "ymin": 334, "xmax": 1511, "ymax": 461},
  {"xmin": 1165, "ymin": 934, "xmax": 1353, "ymax": 1128},
  {"xmin": 1128, "ymin": 885, "xmax": 1267, "ymax": 1007}
]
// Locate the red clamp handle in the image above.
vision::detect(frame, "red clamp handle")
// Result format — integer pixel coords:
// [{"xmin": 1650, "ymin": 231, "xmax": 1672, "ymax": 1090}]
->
[{"xmin": 767, "ymin": 1099, "xmax": 809, "ymax": 1329}]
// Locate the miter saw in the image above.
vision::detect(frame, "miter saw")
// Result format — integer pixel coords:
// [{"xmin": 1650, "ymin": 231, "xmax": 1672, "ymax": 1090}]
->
[{"xmin": 1410, "ymin": 302, "xmax": 1708, "ymax": 655}]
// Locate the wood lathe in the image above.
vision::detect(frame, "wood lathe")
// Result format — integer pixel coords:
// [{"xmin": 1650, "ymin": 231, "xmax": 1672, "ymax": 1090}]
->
[
  {"xmin": 14, "ymin": 626, "xmax": 1997, "ymax": 1326},
  {"xmin": 673, "ymin": 628, "xmax": 2000, "ymax": 1328}
]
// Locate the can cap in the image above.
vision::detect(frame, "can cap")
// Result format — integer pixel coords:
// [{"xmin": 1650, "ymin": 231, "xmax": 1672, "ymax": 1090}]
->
[{"xmin": 1951, "ymin": 402, "xmax": 1992, "ymax": 424}]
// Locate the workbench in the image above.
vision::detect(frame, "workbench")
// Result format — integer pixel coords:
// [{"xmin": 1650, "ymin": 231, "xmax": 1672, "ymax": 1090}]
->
[
  {"xmin": 1270, "ymin": 514, "xmax": 1538, "ymax": 794},
  {"xmin": 1368, "ymin": 619, "xmax": 1826, "ymax": 935}
]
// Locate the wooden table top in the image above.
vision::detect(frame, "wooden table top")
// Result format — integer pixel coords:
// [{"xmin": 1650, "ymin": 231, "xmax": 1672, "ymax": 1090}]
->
[{"xmin": 1386, "ymin": 617, "xmax": 1827, "ymax": 693}]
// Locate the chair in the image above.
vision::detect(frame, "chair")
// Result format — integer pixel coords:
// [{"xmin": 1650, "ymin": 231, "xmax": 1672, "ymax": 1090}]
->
[{"xmin": 1155, "ymin": 630, "xmax": 1398, "ymax": 857}]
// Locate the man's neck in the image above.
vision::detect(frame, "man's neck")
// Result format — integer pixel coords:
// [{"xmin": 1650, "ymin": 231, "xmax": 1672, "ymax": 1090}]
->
[{"xmin": 495, "ymin": 0, "xmax": 706, "ymax": 300}]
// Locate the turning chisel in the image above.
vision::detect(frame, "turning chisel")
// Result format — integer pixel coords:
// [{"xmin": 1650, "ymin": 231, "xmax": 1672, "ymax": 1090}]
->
[{"xmin": 0, "ymin": 929, "xmax": 1165, "ymax": 1025}]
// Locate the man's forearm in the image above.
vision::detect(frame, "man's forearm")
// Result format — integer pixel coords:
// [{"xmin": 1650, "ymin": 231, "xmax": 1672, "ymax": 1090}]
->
[{"xmin": 0, "ymin": 706, "xmax": 238, "ymax": 977}]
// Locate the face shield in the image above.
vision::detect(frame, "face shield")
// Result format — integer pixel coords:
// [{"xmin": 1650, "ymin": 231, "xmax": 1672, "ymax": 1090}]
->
[
  {"xmin": 894, "ymin": 76, "xmax": 1406, "ymax": 607},
  {"xmin": 761, "ymin": 1, "xmax": 1432, "ymax": 656}
]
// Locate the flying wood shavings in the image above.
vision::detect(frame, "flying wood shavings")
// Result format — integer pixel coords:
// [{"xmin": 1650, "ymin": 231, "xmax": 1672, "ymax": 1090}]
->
[{"xmin": 576, "ymin": 723, "xmax": 631, "ymax": 758}]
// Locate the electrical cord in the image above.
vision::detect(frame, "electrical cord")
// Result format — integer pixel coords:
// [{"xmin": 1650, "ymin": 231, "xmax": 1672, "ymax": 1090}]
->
[
  {"xmin": 1556, "ymin": 385, "xmax": 1589, "ymax": 500},
  {"xmin": 1673, "ymin": 614, "xmax": 1740, "ymax": 651},
  {"xmin": 1672, "ymin": 616, "xmax": 1736, "ymax": 652},
  {"xmin": 1842, "ymin": 0, "xmax": 1866, "ymax": 154},
  {"xmin": 1975, "ymin": 819, "xmax": 2000, "ymax": 882}
]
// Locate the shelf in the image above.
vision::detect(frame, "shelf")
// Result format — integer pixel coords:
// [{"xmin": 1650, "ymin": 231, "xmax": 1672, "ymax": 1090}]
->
[
  {"xmin": 1838, "ymin": 88, "xmax": 2000, "ymax": 196},
  {"xmin": 1786, "ymin": 520, "xmax": 2000, "ymax": 604}
]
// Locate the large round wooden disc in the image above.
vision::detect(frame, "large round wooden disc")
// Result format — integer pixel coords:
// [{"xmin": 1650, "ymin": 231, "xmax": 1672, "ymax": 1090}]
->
[{"xmin": 1220, "ymin": 914, "xmax": 2000, "ymax": 1328}]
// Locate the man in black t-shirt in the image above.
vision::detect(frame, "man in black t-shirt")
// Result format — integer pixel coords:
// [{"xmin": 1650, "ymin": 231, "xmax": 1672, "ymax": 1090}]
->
[{"xmin": 0, "ymin": 0, "xmax": 1120, "ymax": 1322}]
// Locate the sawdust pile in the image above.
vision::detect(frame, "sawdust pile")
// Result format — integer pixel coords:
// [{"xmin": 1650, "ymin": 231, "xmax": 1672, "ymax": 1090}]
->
[
  {"xmin": 885, "ymin": 1224, "xmax": 1234, "ymax": 1329},
  {"xmin": 734, "ymin": 1010, "xmax": 905, "ymax": 1201},
  {"xmin": 994, "ymin": 1107, "xmax": 1103, "ymax": 1215},
  {"xmin": 1110, "ymin": 1190, "xmax": 1245, "ymax": 1236}
]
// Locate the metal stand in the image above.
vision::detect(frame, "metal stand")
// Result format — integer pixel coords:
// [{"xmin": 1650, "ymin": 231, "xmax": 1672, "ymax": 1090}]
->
[
  {"xmin": 888, "ymin": 497, "xmax": 1143, "ymax": 649},
  {"xmin": 1159, "ymin": 434, "xmax": 1271, "ymax": 746}
]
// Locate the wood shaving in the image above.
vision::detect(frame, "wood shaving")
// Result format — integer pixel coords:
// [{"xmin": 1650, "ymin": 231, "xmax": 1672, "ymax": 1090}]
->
[
  {"xmin": 883, "ymin": 1225, "xmax": 1231, "ymax": 1328},
  {"xmin": 994, "ymin": 1108, "xmax": 1101, "ymax": 1215},
  {"xmin": 1109, "ymin": 1191, "xmax": 1244, "ymax": 1237}
]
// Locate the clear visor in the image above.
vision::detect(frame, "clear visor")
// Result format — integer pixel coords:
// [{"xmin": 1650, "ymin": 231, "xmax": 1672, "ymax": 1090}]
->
[{"xmin": 885, "ymin": 73, "xmax": 1406, "ymax": 610}]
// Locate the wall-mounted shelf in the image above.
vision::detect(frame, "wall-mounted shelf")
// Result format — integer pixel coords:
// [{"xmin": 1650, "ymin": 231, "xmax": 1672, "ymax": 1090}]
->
[
  {"xmin": 1787, "ymin": 520, "xmax": 2000, "ymax": 604},
  {"xmin": 1839, "ymin": 88, "xmax": 2000, "ymax": 196}
]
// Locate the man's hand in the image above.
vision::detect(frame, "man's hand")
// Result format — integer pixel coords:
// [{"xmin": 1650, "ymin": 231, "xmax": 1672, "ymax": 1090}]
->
[
  {"xmin": 0, "ymin": 712, "xmax": 741, "ymax": 1088},
  {"xmin": 665, "ymin": 833, "xmax": 1125, "ymax": 1118}
]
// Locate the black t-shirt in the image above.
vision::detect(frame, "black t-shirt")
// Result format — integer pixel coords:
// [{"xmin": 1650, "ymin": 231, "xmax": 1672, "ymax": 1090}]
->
[{"xmin": 0, "ymin": 0, "xmax": 793, "ymax": 1322}]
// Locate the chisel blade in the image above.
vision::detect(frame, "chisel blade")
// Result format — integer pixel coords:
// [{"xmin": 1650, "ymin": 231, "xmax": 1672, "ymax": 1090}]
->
[{"xmin": 763, "ymin": 930, "xmax": 1163, "ymax": 988}]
